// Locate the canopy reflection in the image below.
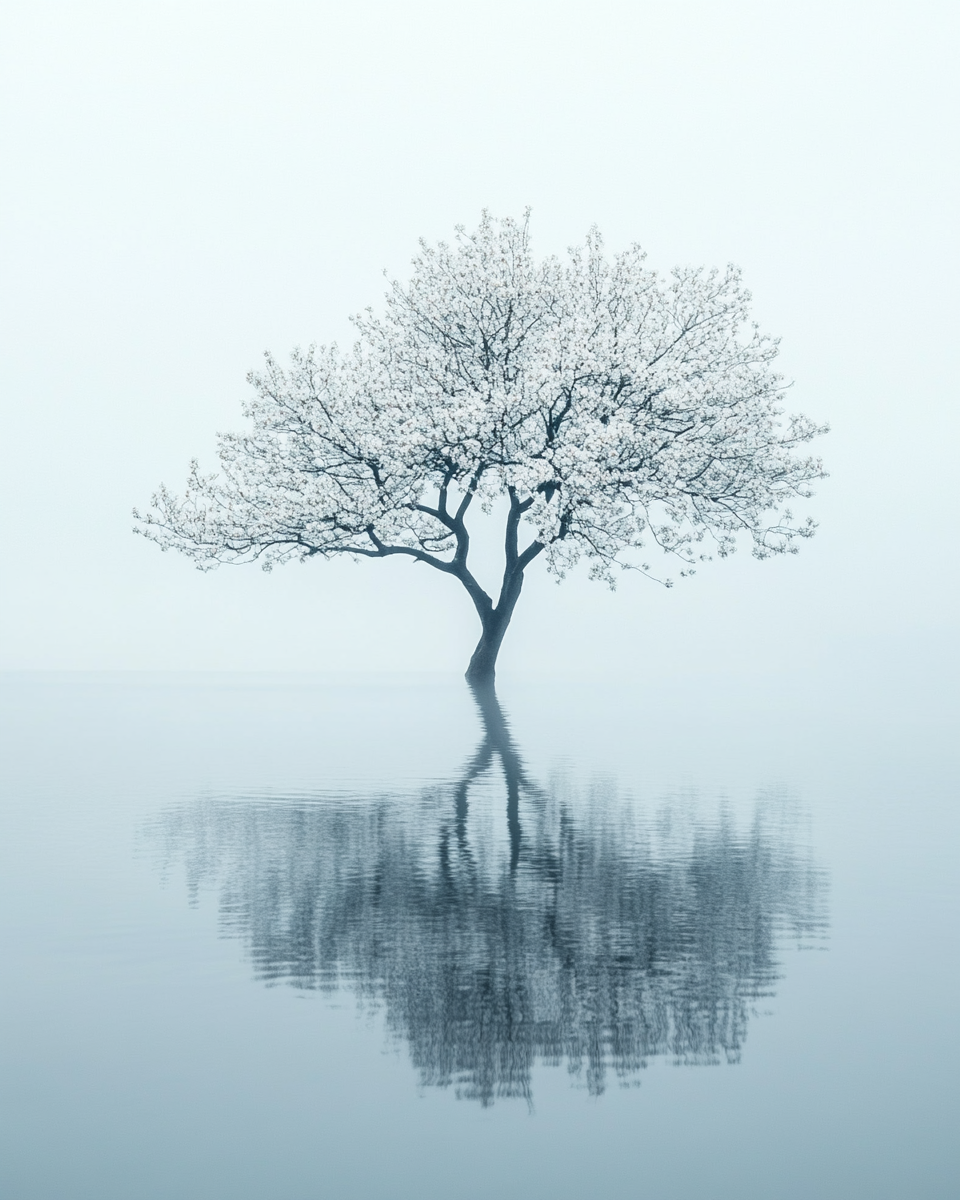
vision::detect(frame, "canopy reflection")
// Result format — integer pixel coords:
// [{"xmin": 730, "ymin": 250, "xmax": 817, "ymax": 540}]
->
[{"xmin": 155, "ymin": 686, "xmax": 827, "ymax": 1105}]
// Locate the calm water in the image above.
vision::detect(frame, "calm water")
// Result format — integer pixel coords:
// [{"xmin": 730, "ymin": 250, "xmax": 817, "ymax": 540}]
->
[{"xmin": 1, "ymin": 671, "xmax": 957, "ymax": 1198}]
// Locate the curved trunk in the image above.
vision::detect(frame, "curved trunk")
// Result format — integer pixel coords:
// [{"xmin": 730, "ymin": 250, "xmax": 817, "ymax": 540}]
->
[
  {"xmin": 464, "ymin": 618, "xmax": 509, "ymax": 685},
  {"xmin": 464, "ymin": 572, "xmax": 524, "ymax": 685}
]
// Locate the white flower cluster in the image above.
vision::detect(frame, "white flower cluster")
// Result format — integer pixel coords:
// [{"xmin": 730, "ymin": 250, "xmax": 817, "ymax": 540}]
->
[{"xmin": 136, "ymin": 213, "xmax": 825, "ymax": 590}]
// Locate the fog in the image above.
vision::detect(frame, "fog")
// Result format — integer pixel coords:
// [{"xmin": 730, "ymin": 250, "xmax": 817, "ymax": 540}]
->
[{"xmin": 1, "ymin": 0, "xmax": 957, "ymax": 687}]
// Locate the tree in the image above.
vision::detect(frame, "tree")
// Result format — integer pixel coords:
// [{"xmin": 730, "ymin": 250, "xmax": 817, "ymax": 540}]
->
[{"xmin": 135, "ymin": 213, "xmax": 826, "ymax": 683}]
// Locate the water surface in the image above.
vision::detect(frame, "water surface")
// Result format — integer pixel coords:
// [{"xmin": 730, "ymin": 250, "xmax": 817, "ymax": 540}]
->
[{"xmin": 1, "ymin": 672, "xmax": 956, "ymax": 1198}]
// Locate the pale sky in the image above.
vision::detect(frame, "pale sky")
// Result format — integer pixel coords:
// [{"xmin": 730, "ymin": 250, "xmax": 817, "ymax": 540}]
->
[{"xmin": 1, "ymin": 0, "xmax": 957, "ymax": 682}]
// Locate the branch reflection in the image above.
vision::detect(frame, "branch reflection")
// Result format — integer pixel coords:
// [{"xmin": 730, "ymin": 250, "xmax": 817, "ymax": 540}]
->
[{"xmin": 156, "ymin": 685, "xmax": 827, "ymax": 1104}]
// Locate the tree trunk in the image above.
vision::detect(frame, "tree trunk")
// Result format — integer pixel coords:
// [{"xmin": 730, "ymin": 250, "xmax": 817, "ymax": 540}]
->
[
  {"xmin": 464, "ymin": 573, "xmax": 523, "ymax": 685},
  {"xmin": 464, "ymin": 621, "xmax": 507, "ymax": 685}
]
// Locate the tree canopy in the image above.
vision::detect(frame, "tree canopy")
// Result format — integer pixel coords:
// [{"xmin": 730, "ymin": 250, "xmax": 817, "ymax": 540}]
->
[{"xmin": 136, "ymin": 213, "xmax": 826, "ymax": 680}]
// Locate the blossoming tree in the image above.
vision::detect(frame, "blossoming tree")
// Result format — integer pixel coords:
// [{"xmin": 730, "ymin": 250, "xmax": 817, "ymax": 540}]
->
[{"xmin": 136, "ymin": 213, "xmax": 826, "ymax": 684}]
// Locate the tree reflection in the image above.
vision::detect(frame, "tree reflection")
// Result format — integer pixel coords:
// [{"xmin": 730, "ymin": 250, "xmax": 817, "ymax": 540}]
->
[{"xmin": 155, "ymin": 685, "xmax": 827, "ymax": 1104}]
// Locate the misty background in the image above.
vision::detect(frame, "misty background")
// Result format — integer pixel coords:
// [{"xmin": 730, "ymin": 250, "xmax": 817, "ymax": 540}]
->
[{"xmin": 1, "ymin": 0, "xmax": 957, "ymax": 693}]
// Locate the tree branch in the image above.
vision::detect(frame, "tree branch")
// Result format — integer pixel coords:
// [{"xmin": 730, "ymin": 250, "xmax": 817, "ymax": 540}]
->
[{"xmin": 364, "ymin": 526, "xmax": 494, "ymax": 620}]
